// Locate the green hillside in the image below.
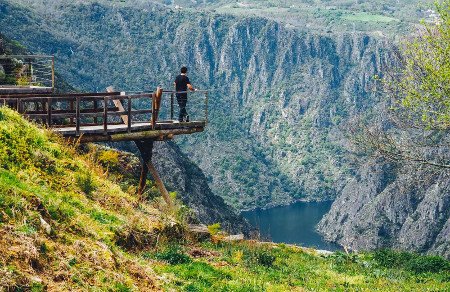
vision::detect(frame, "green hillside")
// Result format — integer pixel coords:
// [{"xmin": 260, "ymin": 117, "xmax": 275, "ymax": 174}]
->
[
  {"xmin": 153, "ymin": 0, "xmax": 434, "ymax": 34},
  {"xmin": 0, "ymin": 107, "xmax": 166, "ymax": 290},
  {"xmin": 0, "ymin": 106, "xmax": 449, "ymax": 291}
]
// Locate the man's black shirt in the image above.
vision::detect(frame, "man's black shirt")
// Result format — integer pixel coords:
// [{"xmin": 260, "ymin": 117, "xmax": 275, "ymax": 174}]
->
[{"xmin": 175, "ymin": 74, "xmax": 191, "ymax": 93}]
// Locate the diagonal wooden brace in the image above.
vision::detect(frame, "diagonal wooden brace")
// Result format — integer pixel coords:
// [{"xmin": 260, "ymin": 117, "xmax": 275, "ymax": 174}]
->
[{"xmin": 135, "ymin": 139, "xmax": 172, "ymax": 207}]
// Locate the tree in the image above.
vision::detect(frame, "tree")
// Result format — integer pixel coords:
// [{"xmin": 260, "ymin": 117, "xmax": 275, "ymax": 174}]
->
[
  {"xmin": 352, "ymin": 1, "xmax": 450, "ymax": 169},
  {"xmin": 386, "ymin": 0, "xmax": 450, "ymax": 130}
]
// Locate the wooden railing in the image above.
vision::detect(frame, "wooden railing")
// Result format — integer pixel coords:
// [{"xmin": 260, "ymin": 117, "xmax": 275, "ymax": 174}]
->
[
  {"xmin": 162, "ymin": 90, "xmax": 209, "ymax": 124},
  {"xmin": 0, "ymin": 91, "xmax": 154, "ymax": 136},
  {"xmin": 0, "ymin": 89, "xmax": 209, "ymax": 136}
]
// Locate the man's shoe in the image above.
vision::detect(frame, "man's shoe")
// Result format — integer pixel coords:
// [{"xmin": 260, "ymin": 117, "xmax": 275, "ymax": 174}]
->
[{"xmin": 185, "ymin": 115, "xmax": 190, "ymax": 122}]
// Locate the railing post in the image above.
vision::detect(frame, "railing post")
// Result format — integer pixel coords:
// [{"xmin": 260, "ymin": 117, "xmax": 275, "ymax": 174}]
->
[
  {"xmin": 70, "ymin": 98, "xmax": 74, "ymax": 125},
  {"xmin": 151, "ymin": 93, "xmax": 155, "ymax": 129},
  {"xmin": 170, "ymin": 92, "xmax": 174, "ymax": 121},
  {"xmin": 76, "ymin": 97, "xmax": 80, "ymax": 136},
  {"xmin": 47, "ymin": 97, "xmax": 52, "ymax": 126},
  {"xmin": 127, "ymin": 96, "xmax": 132, "ymax": 133},
  {"xmin": 93, "ymin": 99, "xmax": 98, "ymax": 124},
  {"xmin": 103, "ymin": 96, "xmax": 108, "ymax": 135}
]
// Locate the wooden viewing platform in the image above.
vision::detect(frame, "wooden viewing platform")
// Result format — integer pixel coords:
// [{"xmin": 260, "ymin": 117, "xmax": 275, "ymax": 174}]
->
[
  {"xmin": 0, "ymin": 88, "xmax": 208, "ymax": 143},
  {"xmin": 0, "ymin": 53, "xmax": 207, "ymax": 201}
]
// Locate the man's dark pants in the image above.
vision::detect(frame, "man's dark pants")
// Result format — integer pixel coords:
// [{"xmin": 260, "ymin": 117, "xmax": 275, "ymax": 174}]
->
[{"xmin": 176, "ymin": 93, "xmax": 188, "ymax": 122}]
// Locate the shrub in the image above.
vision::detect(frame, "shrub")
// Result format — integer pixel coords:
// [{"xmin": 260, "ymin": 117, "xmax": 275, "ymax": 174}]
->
[
  {"xmin": 76, "ymin": 171, "xmax": 96, "ymax": 197},
  {"xmin": 154, "ymin": 245, "xmax": 191, "ymax": 265},
  {"xmin": 97, "ymin": 150, "xmax": 120, "ymax": 170},
  {"xmin": 207, "ymin": 223, "xmax": 221, "ymax": 236},
  {"xmin": 254, "ymin": 249, "xmax": 276, "ymax": 267},
  {"xmin": 114, "ymin": 219, "xmax": 157, "ymax": 251},
  {"xmin": 407, "ymin": 255, "xmax": 450, "ymax": 274},
  {"xmin": 374, "ymin": 249, "xmax": 450, "ymax": 274},
  {"xmin": 244, "ymin": 247, "xmax": 276, "ymax": 267}
]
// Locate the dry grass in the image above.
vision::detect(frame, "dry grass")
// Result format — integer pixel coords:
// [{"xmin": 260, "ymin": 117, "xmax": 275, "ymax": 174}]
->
[{"xmin": 0, "ymin": 107, "xmax": 178, "ymax": 290}]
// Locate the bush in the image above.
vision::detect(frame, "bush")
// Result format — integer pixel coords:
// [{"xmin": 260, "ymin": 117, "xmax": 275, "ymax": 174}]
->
[
  {"xmin": 374, "ymin": 249, "xmax": 450, "ymax": 274},
  {"xmin": 207, "ymin": 223, "xmax": 221, "ymax": 236},
  {"xmin": 154, "ymin": 245, "xmax": 191, "ymax": 265},
  {"xmin": 97, "ymin": 150, "xmax": 120, "ymax": 170},
  {"xmin": 114, "ymin": 219, "xmax": 157, "ymax": 251},
  {"xmin": 76, "ymin": 171, "xmax": 96, "ymax": 197},
  {"xmin": 244, "ymin": 247, "xmax": 276, "ymax": 267}
]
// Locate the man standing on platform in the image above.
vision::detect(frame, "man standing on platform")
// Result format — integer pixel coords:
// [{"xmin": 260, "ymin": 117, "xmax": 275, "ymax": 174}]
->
[{"xmin": 174, "ymin": 66, "xmax": 196, "ymax": 122}]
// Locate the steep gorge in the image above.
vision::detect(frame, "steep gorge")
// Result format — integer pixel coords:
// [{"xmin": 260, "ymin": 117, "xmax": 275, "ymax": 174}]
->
[
  {"xmin": 0, "ymin": 0, "xmax": 391, "ymax": 210},
  {"xmin": 1, "ymin": 0, "xmax": 449, "ymax": 258}
]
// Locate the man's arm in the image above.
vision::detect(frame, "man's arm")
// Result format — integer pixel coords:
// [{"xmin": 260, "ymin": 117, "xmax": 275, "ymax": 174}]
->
[{"xmin": 187, "ymin": 83, "xmax": 196, "ymax": 91}]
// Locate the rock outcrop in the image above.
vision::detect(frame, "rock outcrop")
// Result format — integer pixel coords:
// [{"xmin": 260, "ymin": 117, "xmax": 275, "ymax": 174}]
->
[{"xmin": 318, "ymin": 159, "xmax": 450, "ymax": 259}]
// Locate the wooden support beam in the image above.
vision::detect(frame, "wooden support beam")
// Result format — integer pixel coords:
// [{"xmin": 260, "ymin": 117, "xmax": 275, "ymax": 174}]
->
[
  {"xmin": 136, "ymin": 139, "xmax": 151, "ymax": 197},
  {"xmin": 46, "ymin": 97, "xmax": 52, "ymax": 126},
  {"xmin": 76, "ymin": 97, "xmax": 80, "ymax": 136},
  {"xmin": 75, "ymin": 126, "xmax": 204, "ymax": 143},
  {"xmin": 135, "ymin": 139, "xmax": 172, "ymax": 208}
]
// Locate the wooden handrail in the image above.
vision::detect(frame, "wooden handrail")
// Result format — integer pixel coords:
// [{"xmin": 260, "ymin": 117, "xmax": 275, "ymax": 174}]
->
[
  {"xmin": 1, "ymin": 89, "xmax": 208, "ymax": 137},
  {"xmin": 0, "ymin": 91, "xmax": 122, "ymax": 99}
]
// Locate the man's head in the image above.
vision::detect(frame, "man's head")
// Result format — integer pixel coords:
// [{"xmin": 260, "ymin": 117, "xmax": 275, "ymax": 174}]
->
[{"xmin": 180, "ymin": 66, "xmax": 188, "ymax": 74}]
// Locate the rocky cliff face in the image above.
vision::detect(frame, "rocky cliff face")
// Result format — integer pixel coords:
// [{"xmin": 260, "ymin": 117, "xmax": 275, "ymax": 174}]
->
[
  {"xmin": 318, "ymin": 159, "xmax": 450, "ymax": 259},
  {"xmin": 151, "ymin": 141, "xmax": 253, "ymax": 234}
]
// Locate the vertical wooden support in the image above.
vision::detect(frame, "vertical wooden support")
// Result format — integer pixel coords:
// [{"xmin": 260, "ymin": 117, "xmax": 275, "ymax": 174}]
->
[
  {"xmin": 41, "ymin": 99, "xmax": 46, "ymax": 124},
  {"xmin": 170, "ymin": 92, "xmax": 174, "ymax": 121},
  {"xmin": 47, "ymin": 97, "xmax": 52, "ymax": 126},
  {"xmin": 127, "ymin": 96, "xmax": 132, "ymax": 133},
  {"xmin": 70, "ymin": 98, "xmax": 74, "ymax": 125},
  {"xmin": 76, "ymin": 97, "xmax": 80, "ymax": 136},
  {"xmin": 151, "ymin": 87, "xmax": 163, "ymax": 129},
  {"xmin": 93, "ymin": 99, "xmax": 98, "ymax": 124},
  {"xmin": 151, "ymin": 93, "xmax": 156, "ymax": 129},
  {"xmin": 135, "ymin": 139, "xmax": 172, "ymax": 207},
  {"xmin": 103, "ymin": 96, "xmax": 108, "ymax": 135},
  {"xmin": 136, "ymin": 139, "xmax": 152, "ymax": 197}
]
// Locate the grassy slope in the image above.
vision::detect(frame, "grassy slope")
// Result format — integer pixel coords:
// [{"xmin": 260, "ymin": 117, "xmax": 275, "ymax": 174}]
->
[
  {"xmin": 0, "ymin": 107, "xmax": 449, "ymax": 291},
  {"xmin": 0, "ymin": 107, "xmax": 168, "ymax": 290},
  {"xmin": 153, "ymin": 242, "xmax": 450, "ymax": 291}
]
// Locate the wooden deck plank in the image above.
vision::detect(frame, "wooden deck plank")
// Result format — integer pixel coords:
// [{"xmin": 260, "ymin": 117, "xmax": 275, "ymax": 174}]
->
[{"xmin": 53, "ymin": 121, "xmax": 206, "ymax": 136}]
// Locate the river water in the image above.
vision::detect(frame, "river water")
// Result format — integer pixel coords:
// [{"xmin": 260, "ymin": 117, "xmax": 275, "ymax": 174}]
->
[{"xmin": 242, "ymin": 201, "xmax": 341, "ymax": 251}]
